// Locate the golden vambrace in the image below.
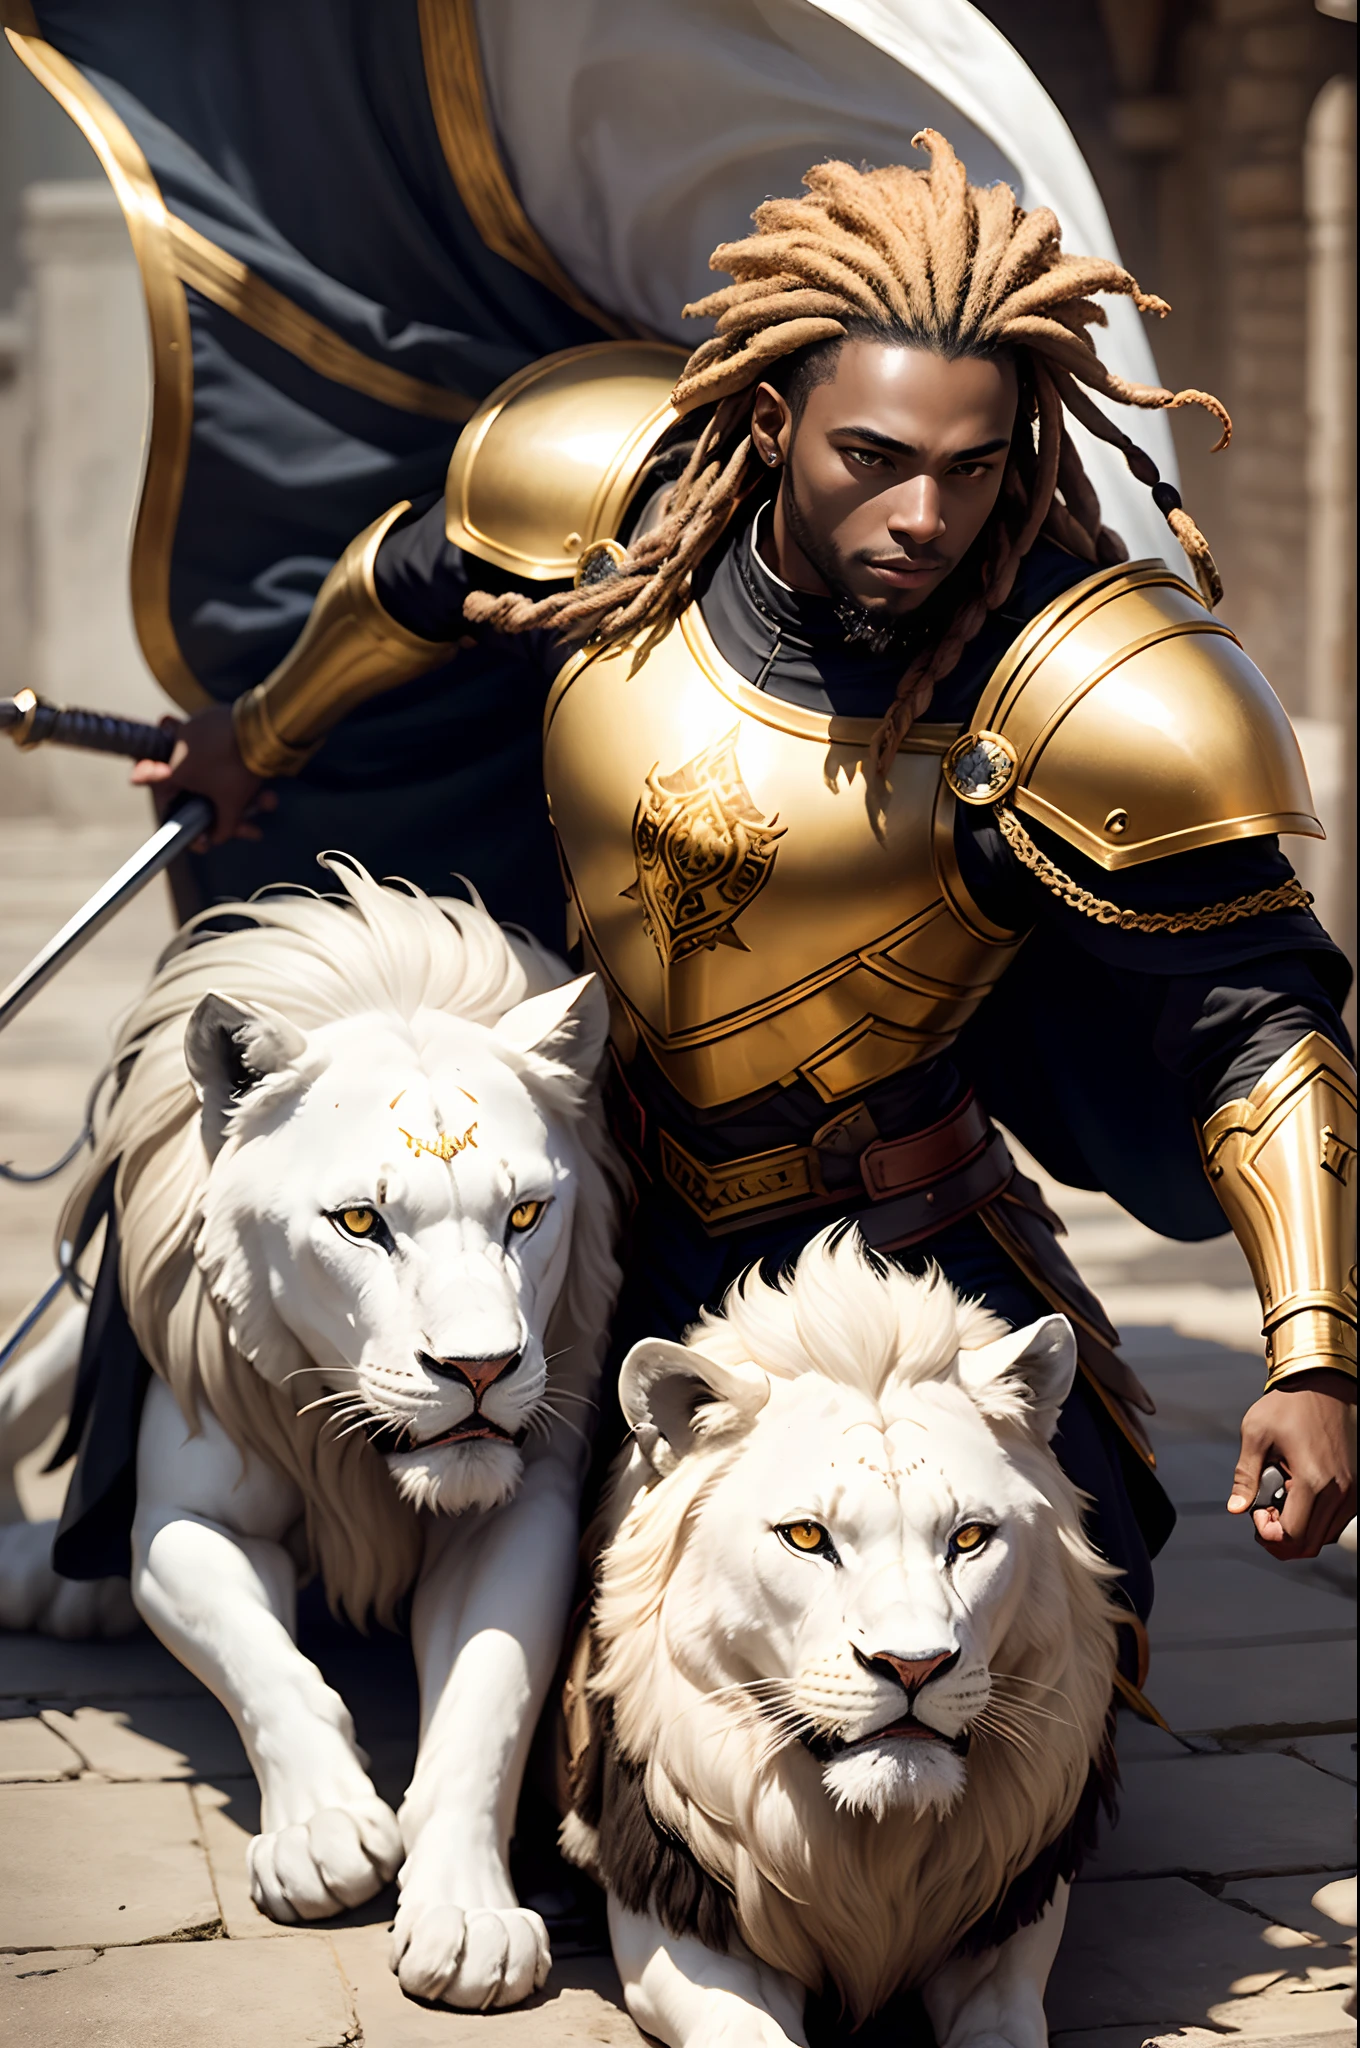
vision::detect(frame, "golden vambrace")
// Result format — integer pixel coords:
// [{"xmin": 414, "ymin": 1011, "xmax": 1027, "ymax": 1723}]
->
[
  {"xmin": 233, "ymin": 503, "xmax": 454, "ymax": 778},
  {"xmin": 1201, "ymin": 1032, "xmax": 1358, "ymax": 1390}
]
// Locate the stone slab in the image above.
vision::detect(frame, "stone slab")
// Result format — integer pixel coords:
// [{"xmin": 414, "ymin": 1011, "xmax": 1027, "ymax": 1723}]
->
[
  {"xmin": 43, "ymin": 1698, "xmax": 249, "ymax": 1780},
  {"xmin": 1155, "ymin": 1515, "xmax": 1359, "ymax": 1606},
  {"xmin": 1113, "ymin": 1706, "xmax": 1195, "ymax": 1762},
  {"xmin": 0, "ymin": 1713, "xmax": 81, "ymax": 1781},
  {"xmin": 1086, "ymin": 1751, "xmax": 1355, "ymax": 1880},
  {"xmin": 1103, "ymin": 1286, "xmax": 1264, "ymax": 1350},
  {"xmin": 1223, "ymin": 1871, "xmax": 1360, "ymax": 1946},
  {"xmin": 0, "ymin": 1629, "xmax": 203, "ymax": 1699},
  {"xmin": 1048, "ymin": 1875, "xmax": 1351, "ymax": 2031},
  {"xmin": 332, "ymin": 1923, "xmax": 639, "ymax": 2044},
  {"xmin": 1149, "ymin": 1557, "xmax": 1355, "ymax": 1648},
  {"xmin": 1, "ymin": 1947, "xmax": 99, "ymax": 1985},
  {"xmin": 1278, "ymin": 1734, "xmax": 1358, "ymax": 1784},
  {"xmin": 1152, "ymin": 1439, "xmax": 1244, "ymax": 1508},
  {"xmin": 1057, "ymin": 2023, "xmax": 1357, "ymax": 2048},
  {"xmin": 0, "ymin": 1779, "xmax": 219, "ymax": 1947},
  {"xmin": 191, "ymin": 1779, "xmax": 397, "ymax": 1943},
  {"xmin": 1149, "ymin": 1637, "xmax": 1358, "ymax": 1735},
  {"xmin": 0, "ymin": 1932, "xmax": 353, "ymax": 2047}
]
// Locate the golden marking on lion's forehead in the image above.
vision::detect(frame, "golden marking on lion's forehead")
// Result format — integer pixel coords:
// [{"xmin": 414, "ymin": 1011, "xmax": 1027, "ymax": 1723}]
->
[{"xmin": 399, "ymin": 1121, "xmax": 478, "ymax": 1163}]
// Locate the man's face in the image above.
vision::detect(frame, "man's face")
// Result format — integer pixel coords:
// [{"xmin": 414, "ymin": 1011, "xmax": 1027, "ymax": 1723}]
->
[{"xmin": 751, "ymin": 341, "xmax": 1020, "ymax": 618}]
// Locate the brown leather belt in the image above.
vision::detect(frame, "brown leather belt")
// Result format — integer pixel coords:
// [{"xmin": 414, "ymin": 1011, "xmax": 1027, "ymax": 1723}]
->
[{"xmin": 651, "ymin": 1087, "xmax": 1014, "ymax": 1244}]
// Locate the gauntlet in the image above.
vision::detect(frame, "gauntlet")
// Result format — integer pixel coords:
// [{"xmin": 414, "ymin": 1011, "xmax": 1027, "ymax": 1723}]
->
[
  {"xmin": 1201, "ymin": 1032, "xmax": 1358, "ymax": 1390},
  {"xmin": 233, "ymin": 503, "xmax": 452, "ymax": 778}
]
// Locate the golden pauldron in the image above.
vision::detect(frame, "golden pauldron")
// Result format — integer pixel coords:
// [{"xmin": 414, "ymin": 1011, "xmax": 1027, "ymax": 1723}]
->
[
  {"xmin": 233, "ymin": 503, "xmax": 454, "ymax": 779},
  {"xmin": 1200, "ymin": 1033, "xmax": 1358, "ymax": 1391}
]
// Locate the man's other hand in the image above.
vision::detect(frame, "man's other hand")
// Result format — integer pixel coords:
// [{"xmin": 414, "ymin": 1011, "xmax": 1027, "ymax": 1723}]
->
[
  {"xmin": 1228, "ymin": 1368, "xmax": 1357, "ymax": 1559},
  {"xmin": 130, "ymin": 704, "xmax": 273, "ymax": 847}
]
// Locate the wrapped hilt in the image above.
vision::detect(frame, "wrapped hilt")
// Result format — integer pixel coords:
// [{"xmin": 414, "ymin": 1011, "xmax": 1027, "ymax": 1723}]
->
[{"xmin": 1, "ymin": 690, "xmax": 174, "ymax": 763}]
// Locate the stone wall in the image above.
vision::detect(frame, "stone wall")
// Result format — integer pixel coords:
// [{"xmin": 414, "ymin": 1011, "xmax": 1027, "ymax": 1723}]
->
[
  {"xmin": 983, "ymin": 0, "xmax": 1357, "ymax": 976},
  {"xmin": 15, "ymin": 182, "xmax": 160, "ymax": 827}
]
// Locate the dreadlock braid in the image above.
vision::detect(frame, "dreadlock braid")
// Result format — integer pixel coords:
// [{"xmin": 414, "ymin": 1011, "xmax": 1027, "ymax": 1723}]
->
[{"xmin": 468, "ymin": 131, "xmax": 1230, "ymax": 767}]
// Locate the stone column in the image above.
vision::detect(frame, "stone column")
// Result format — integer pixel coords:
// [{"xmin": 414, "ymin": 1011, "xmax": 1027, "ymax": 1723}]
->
[
  {"xmin": 15, "ymin": 179, "xmax": 162, "ymax": 827},
  {"xmin": 1298, "ymin": 74, "xmax": 1356, "ymax": 974}
]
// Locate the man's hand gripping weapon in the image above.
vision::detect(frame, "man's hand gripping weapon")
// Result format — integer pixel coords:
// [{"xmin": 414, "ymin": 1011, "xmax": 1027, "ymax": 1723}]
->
[{"xmin": 1, "ymin": 692, "xmax": 214, "ymax": 1038}]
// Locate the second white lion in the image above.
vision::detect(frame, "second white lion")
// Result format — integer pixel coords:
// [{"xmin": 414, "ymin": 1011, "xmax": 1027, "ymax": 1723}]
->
[{"xmin": 564, "ymin": 1231, "xmax": 1120, "ymax": 2046}]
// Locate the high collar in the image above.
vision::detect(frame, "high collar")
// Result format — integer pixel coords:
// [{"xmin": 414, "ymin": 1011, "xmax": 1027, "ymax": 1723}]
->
[
  {"xmin": 695, "ymin": 504, "xmax": 1096, "ymax": 726},
  {"xmin": 699, "ymin": 501, "xmax": 915, "ymax": 717}
]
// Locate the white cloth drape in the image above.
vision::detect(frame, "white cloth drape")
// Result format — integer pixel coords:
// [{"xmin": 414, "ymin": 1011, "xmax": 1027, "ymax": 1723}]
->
[{"xmin": 477, "ymin": 0, "xmax": 1186, "ymax": 570}]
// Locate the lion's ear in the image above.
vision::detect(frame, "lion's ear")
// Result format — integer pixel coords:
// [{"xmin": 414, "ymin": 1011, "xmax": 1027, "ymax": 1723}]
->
[
  {"xmin": 958, "ymin": 1314, "xmax": 1076, "ymax": 1441},
  {"xmin": 185, "ymin": 993, "xmax": 308, "ymax": 1151},
  {"xmin": 619, "ymin": 1337, "xmax": 769, "ymax": 1473},
  {"xmin": 496, "ymin": 973, "xmax": 610, "ymax": 1079}
]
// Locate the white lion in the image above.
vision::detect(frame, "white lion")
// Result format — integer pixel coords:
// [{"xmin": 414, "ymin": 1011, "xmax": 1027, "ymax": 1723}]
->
[
  {"xmin": 0, "ymin": 856, "xmax": 622, "ymax": 2012},
  {"xmin": 564, "ymin": 1229, "xmax": 1118, "ymax": 2048}
]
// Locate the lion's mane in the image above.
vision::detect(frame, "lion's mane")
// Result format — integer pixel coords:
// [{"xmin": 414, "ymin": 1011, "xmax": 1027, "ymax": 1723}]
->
[
  {"xmin": 62, "ymin": 856, "xmax": 622, "ymax": 1627},
  {"xmin": 568, "ymin": 1239, "xmax": 1118, "ymax": 2017}
]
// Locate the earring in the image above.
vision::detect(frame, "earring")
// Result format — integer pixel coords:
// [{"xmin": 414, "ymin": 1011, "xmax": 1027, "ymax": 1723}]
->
[{"xmin": 764, "ymin": 449, "xmax": 780, "ymax": 467}]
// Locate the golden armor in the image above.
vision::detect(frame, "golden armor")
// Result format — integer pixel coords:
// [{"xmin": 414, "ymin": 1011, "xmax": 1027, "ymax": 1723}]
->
[
  {"xmin": 233, "ymin": 503, "xmax": 453, "ymax": 780},
  {"xmin": 443, "ymin": 342, "xmax": 686, "ymax": 581},
  {"xmin": 545, "ymin": 559, "xmax": 1322, "ymax": 1111},
  {"xmin": 544, "ymin": 604, "xmax": 1021, "ymax": 1107},
  {"xmin": 944, "ymin": 559, "xmax": 1320, "ymax": 870},
  {"xmin": 1201, "ymin": 1035, "xmax": 1358, "ymax": 1389},
  {"xmin": 234, "ymin": 344, "xmax": 686, "ymax": 781}
]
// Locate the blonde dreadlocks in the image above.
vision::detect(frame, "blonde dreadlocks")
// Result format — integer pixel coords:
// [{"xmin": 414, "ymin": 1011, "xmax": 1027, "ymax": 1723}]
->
[{"xmin": 466, "ymin": 130, "xmax": 1230, "ymax": 769}]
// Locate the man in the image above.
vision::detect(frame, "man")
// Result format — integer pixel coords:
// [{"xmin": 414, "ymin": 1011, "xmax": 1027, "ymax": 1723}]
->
[
  {"xmin": 145, "ymin": 136, "xmax": 1356, "ymax": 1636},
  {"xmin": 10, "ymin": 0, "xmax": 1181, "ymax": 934}
]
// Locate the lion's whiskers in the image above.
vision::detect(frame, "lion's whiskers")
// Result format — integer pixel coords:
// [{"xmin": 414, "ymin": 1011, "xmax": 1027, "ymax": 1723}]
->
[
  {"xmin": 531, "ymin": 1397, "xmax": 591, "ymax": 1451},
  {"xmin": 296, "ymin": 1388, "xmax": 365, "ymax": 1421}
]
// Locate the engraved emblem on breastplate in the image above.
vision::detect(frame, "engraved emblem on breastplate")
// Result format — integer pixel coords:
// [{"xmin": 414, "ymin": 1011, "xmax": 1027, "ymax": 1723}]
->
[{"xmin": 624, "ymin": 729, "xmax": 785, "ymax": 966}]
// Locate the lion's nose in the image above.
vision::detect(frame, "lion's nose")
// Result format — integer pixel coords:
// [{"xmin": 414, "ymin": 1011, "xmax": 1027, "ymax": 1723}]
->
[
  {"xmin": 418, "ymin": 1349, "xmax": 522, "ymax": 1400},
  {"xmin": 858, "ymin": 1646, "xmax": 960, "ymax": 1696}
]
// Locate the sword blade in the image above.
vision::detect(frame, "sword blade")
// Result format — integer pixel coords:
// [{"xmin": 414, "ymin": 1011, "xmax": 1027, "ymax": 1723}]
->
[{"xmin": 0, "ymin": 795, "xmax": 213, "ymax": 1036}]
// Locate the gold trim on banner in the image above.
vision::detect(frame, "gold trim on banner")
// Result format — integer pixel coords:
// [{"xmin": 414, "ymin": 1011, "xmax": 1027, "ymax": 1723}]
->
[
  {"xmin": 166, "ymin": 217, "xmax": 477, "ymax": 425},
  {"xmin": 417, "ymin": 0, "xmax": 631, "ymax": 339},
  {"xmin": 5, "ymin": 26, "xmax": 209, "ymax": 710}
]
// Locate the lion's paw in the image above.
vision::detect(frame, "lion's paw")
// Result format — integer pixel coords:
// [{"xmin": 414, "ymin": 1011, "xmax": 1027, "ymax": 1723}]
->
[
  {"xmin": 247, "ymin": 1798, "xmax": 402, "ymax": 1923},
  {"xmin": 391, "ymin": 1899, "xmax": 551, "ymax": 2009}
]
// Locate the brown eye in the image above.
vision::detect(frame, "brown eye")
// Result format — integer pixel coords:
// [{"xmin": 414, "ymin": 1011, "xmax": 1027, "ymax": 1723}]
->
[
  {"xmin": 341, "ymin": 1207, "xmax": 376, "ymax": 1237},
  {"xmin": 508, "ymin": 1199, "xmax": 546, "ymax": 1235},
  {"xmin": 781, "ymin": 1520, "xmax": 830, "ymax": 1554},
  {"xmin": 950, "ymin": 1522, "xmax": 991, "ymax": 1557}
]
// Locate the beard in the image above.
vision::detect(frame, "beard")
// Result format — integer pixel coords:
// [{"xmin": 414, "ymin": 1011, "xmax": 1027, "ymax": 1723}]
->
[{"xmin": 780, "ymin": 476, "xmax": 914, "ymax": 657}]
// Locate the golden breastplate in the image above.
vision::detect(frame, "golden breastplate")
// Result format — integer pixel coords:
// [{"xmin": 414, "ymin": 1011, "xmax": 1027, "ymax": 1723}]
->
[{"xmin": 543, "ymin": 603, "xmax": 1023, "ymax": 1110}]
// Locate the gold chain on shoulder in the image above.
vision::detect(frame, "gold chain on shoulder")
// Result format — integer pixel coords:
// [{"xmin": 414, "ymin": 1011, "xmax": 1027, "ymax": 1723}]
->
[{"xmin": 996, "ymin": 806, "xmax": 1313, "ymax": 933}]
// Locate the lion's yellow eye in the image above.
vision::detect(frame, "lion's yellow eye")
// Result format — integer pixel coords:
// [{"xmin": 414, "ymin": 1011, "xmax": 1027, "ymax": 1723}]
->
[
  {"xmin": 782, "ymin": 1520, "xmax": 829, "ymax": 1553},
  {"xmin": 508, "ymin": 1199, "xmax": 545, "ymax": 1234},
  {"xmin": 951, "ymin": 1522, "xmax": 990, "ymax": 1555},
  {"xmin": 340, "ymin": 1207, "xmax": 376, "ymax": 1237}
]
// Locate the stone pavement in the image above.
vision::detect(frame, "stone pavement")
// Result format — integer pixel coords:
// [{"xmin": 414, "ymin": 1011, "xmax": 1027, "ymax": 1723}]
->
[{"xmin": 1, "ymin": 818, "xmax": 1355, "ymax": 2046}]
